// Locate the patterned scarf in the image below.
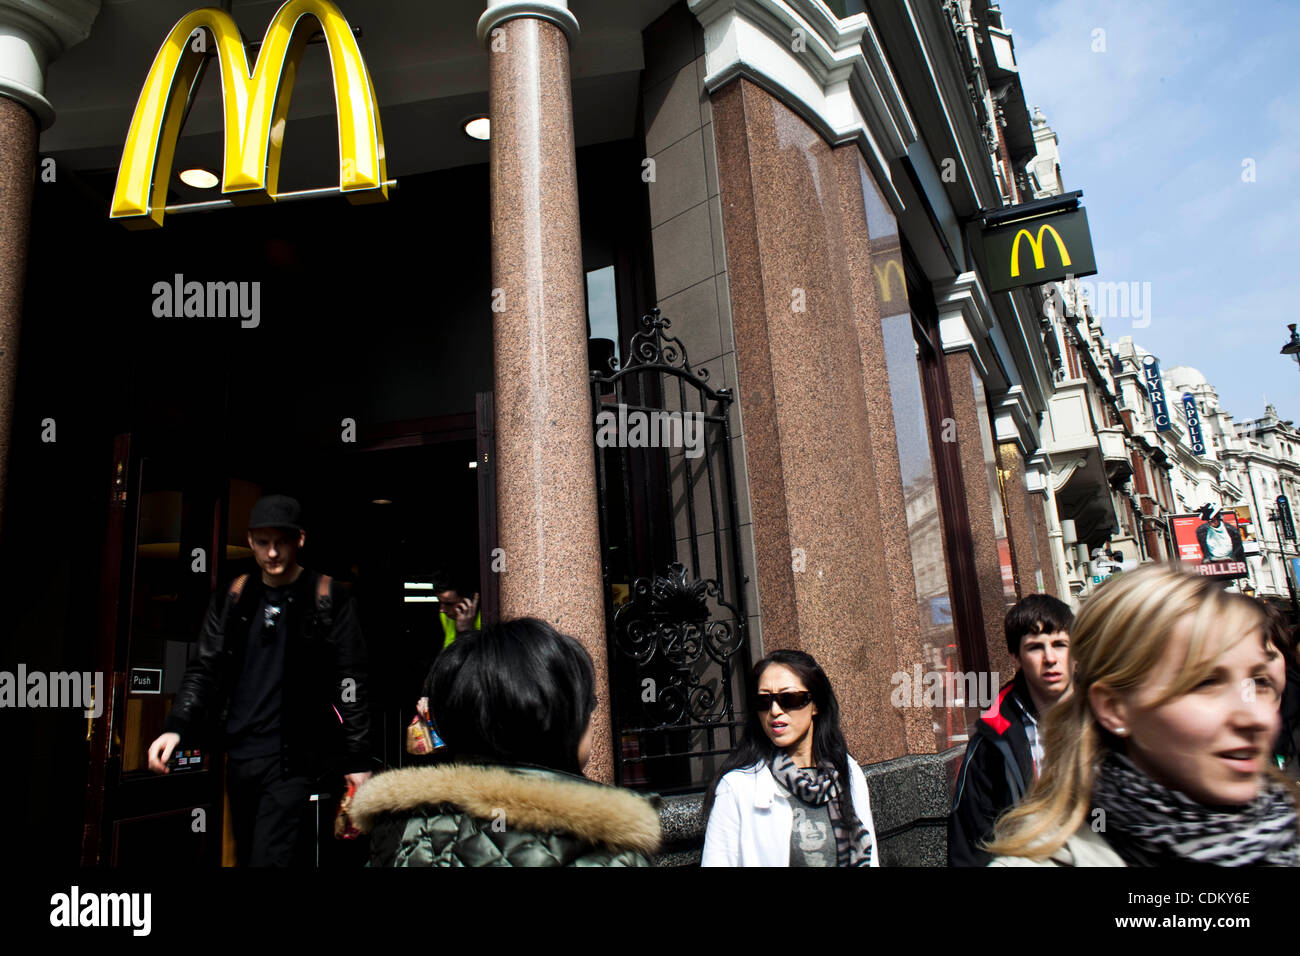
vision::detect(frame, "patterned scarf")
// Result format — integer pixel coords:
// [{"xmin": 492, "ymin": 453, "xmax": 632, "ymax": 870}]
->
[
  {"xmin": 768, "ymin": 752, "xmax": 874, "ymax": 867},
  {"xmin": 1091, "ymin": 751, "xmax": 1300, "ymax": 866}
]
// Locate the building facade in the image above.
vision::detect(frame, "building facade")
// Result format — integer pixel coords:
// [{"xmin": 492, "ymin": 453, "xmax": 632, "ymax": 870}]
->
[
  {"xmin": 2, "ymin": 0, "xmax": 1105, "ymax": 866},
  {"xmin": 1223, "ymin": 404, "xmax": 1300, "ymax": 608}
]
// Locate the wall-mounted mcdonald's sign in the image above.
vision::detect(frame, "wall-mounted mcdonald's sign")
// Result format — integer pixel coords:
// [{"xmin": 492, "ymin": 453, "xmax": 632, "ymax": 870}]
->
[
  {"xmin": 111, "ymin": 0, "xmax": 387, "ymax": 228},
  {"xmin": 979, "ymin": 192, "xmax": 1097, "ymax": 294}
]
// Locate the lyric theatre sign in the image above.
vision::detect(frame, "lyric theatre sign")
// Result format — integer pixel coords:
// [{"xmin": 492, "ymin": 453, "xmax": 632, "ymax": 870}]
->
[{"xmin": 111, "ymin": 0, "xmax": 388, "ymax": 227}]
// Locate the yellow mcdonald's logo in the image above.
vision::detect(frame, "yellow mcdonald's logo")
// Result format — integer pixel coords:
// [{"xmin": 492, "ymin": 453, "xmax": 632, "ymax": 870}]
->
[
  {"xmin": 874, "ymin": 258, "xmax": 905, "ymax": 303},
  {"xmin": 1009, "ymin": 223, "xmax": 1071, "ymax": 277},
  {"xmin": 111, "ymin": 0, "xmax": 387, "ymax": 227}
]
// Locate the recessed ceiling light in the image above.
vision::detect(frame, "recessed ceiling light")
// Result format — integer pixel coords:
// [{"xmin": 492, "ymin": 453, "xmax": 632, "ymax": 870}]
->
[
  {"xmin": 372, "ymin": 498, "xmax": 393, "ymax": 505},
  {"xmin": 179, "ymin": 168, "xmax": 219, "ymax": 189},
  {"xmin": 463, "ymin": 116, "xmax": 490, "ymax": 141}
]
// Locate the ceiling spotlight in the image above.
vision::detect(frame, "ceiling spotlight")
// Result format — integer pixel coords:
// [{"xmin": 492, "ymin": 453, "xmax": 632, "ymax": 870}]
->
[
  {"xmin": 179, "ymin": 167, "xmax": 219, "ymax": 189},
  {"xmin": 371, "ymin": 498, "xmax": 393, "ymax": 505},
  {"xmin": 463, "ymin": 116, "xmax": 490, "ymax": 141}
]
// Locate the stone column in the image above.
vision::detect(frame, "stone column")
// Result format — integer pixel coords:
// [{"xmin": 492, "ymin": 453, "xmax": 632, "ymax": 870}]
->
[
  {"xmin": 478, "ymin": 1, "xmax": 612, "ymax": 782},
  {"xmin": 1032, "ymin": 455, "xmax": 1072, "ymax": 603},
  {"xmin": 943, "ymin": 351, "xmax": 1016, "ymax": 681},
  {"xmin": 0, "ymin": 0, "xmax": 99, "ymax": 541},
  {"xmin": 711, "ymin": 79, "xmax": 933, "ymax": 763},
  {"xmin": 997, "ymin": 441, "xmax": 1040, "ymax": 595}
]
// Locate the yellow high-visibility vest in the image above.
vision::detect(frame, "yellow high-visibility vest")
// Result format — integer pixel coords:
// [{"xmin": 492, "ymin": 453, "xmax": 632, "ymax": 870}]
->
[{"xmin": 441, "ymin": 611, "xmax": 482, "ymax": 650}]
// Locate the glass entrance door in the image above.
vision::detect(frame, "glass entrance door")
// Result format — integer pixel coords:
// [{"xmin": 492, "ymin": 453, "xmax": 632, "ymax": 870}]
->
[{"xmin": 87, "ymin": 444, "xmax": 258, "ymax": 867}]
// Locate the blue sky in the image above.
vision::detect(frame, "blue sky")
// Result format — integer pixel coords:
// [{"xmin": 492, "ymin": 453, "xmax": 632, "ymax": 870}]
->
[{"xmin": 994, "ymin": 0, "xmax": 1300, "ymax": 425}]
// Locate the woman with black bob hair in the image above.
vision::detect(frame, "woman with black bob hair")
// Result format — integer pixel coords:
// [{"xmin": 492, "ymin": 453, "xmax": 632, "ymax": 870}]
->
[
  {"xmin": 351, "ymin": 617, "xmax": 661, "ymax": 866},
  {"xmin": 702, "ymin": 649, "xmax": 879, "ymax": 866}
]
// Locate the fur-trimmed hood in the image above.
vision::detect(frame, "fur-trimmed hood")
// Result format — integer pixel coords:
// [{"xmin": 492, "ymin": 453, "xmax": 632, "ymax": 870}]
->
[{"xmin": 351, "ymin": 763, "xmax": 662, "ymax": 855}]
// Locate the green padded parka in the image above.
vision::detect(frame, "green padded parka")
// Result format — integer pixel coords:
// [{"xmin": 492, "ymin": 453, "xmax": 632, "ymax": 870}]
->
[{"xmin": 351, "ymin": 762, "xmax": 662, "ymax": 867}]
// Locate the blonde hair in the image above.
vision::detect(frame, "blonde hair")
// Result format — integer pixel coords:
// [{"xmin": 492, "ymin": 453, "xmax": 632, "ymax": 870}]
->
[{"xmin": 984, "ymin": 563, "xmax": 1273, "ymax": 862}]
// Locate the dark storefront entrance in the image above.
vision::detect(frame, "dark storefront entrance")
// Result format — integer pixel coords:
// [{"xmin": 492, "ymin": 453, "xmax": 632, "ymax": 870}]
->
[
  {"xmin": 5, "ymin": 137, "xmax": 657, "ymax": 864},
  {"xmin": 51, "ymin": 160, "xmax": 501, "ymax": 862},
  {"xmin": 88, "ymin": 426, "xmax": 484, "ymax": 866}
]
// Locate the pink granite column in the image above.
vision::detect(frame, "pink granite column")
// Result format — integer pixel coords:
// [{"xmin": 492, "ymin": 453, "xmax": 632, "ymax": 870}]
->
[
  {"xmin": 944, "ymin": 351, "xmax": 1016, "ymax": 681},
  {"xmin": 0, "ymin": 96, "xmax": 37, "ymax": 543},
  {"xmin": 711, "ymin": 79, "xmax": 936, "ymax": 763},
  {"xmin": 997, "ymin": 442, "xmax": 1037, "ymax": 597},
  {"xmin": 478, "ymin": 2, "xmax": 611, "ymax": 782}
]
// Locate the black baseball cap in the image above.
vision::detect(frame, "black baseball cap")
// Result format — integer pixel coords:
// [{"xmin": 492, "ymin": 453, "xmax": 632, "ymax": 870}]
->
[{"xmin": 248, "ymin": 495, "xmax": 304, "ymax": 532}]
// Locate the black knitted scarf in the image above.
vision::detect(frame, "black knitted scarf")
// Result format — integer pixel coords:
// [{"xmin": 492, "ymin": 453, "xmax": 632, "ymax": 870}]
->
[
  {"xmin": 769, "ymin": 752, "xmax": 874, "ymax": 867},
  {"xmin": 1091, "ymin": 751, "xmax": 1300, "ymax": 866}
]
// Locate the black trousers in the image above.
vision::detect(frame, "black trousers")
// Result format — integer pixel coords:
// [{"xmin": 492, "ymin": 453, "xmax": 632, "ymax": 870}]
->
[{"xmin": 227, "ymin": 754, "xmax": 330, "ymax": 867}]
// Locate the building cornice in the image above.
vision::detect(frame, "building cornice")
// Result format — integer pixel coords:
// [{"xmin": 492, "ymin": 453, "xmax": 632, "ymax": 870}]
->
[
  {"xmin": 993, "ymin": 386, "xmax": 1038, "ymax": 458},
  {"xmin": 1025, "ymin": 451, "xmax": 1052, "ymax": 492},
  {"xmin": 477, "ymin": 1, "xmax": 579, "ymax": 46},
  {"xmin": 689, "ymin": 0, "xmax": 915, "ymax": 213},
  {"xmin": 868, "ymin": 0, "xmax": 1001, "ymax": 215},
  {"xmin": 0, "ymin": 0, "xmax": 99, "ymax": 129},
  {"xmin": 932, "ymin": 270, "xmax": 995, "ymax": 380}
]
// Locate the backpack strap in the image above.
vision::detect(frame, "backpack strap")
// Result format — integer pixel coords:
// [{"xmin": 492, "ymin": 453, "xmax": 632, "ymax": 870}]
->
[{"xmin": 992, "ymin": 736, "xmax": 1028, "ymax": 802}]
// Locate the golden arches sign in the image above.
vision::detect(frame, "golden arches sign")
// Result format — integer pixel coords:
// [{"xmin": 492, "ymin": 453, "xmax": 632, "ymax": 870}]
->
[
  {"xmin": 1009, "ymin": 223, "xmax": 1071, "ymax": 278},
  {"xmin": 873, "ymin": 258, "xmax": 905, "ymax": 304},
  {"xmin": 111, "ymin": 0, "xmax": 387, "ymax": 227}
]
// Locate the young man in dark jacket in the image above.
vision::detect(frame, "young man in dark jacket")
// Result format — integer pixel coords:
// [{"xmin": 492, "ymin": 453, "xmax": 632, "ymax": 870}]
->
[
  {"xmin": 146, "ymin": 495, "xmax": 372, "ymax": 865},
  {"xmin": 948, "ymin": 594, "xmax": 1074, "ymax": 866}
]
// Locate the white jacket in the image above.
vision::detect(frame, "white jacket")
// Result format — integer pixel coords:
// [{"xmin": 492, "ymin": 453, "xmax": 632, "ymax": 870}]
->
[{"xmin": 700, "ymin": 759, "xmax": 881, "ymax": 866}]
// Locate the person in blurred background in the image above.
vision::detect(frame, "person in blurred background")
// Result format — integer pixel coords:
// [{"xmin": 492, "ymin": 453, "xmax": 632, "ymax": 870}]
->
[
  {"xmin": 949, "ymin": 594, "xmax": 1074, "ymax": 866},
  {"xmin": 353, "ymin": 617, "xmax": 660, "ymax": 866},
  {"xmin": 988, "ymin": 565, "xmax": 1297, "ymax": 867}
]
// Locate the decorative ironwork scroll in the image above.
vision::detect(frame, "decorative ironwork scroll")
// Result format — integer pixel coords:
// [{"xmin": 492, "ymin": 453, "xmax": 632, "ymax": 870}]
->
[{"xmin": 591, "ymin": 307, "xmax": 751, "ymax": 794}]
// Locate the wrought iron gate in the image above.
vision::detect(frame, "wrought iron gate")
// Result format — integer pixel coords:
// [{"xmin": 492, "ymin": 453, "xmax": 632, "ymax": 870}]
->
[{"xmin": 591, "ymin": 308, "xmax": 752, "ymax": 794}]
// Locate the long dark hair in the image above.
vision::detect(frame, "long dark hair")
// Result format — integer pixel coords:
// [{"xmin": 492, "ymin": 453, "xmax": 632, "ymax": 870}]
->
[
  {"xmin": 702, "ymin": 649, "xmax": 856, "ymax": 824},
  {"xmin": 427, "ymin": 617, "xmax": 596, "ymax": 775}
]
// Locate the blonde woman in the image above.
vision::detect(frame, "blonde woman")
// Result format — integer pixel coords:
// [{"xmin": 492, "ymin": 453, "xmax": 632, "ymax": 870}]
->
[{"xmin": 988, "ymin": 564, "xmax": 1299, "ymax": 867}]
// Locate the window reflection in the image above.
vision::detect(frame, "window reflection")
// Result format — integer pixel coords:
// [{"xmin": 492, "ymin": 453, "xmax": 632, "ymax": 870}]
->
[
  {"xmin": 586, "ymin": 265, "xmax": 620, "ymax": 370},
  {"xmin": 970, "ymin": 369, "xmax": 1017, "ymax": 601}
]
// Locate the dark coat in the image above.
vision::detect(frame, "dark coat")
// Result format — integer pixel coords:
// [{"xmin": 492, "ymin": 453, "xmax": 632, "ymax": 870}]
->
[
  {"xmin": 948, "ymin": 670, "xmax": 1038, "ymax": 867},
  {"xmin": 162, "ymin": 570, "xmax": 372, "ymax": 777},
  {"xmin": 352, "ymin": 762, "xmax": 662, "ymax": 866}
]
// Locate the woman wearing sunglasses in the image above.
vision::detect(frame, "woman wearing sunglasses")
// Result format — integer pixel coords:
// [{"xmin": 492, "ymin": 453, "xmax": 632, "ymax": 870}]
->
[{"xmin": 701, "ymin": 650, "xmax": 878, "ymax": 866}]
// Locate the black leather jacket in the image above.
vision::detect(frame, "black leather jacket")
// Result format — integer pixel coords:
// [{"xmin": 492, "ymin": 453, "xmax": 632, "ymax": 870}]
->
[
  {"xmin": 948, "ymin": 670, "xmax": 1038, "ymax": 867},
  {"xmin": 162, "ymin": 570, "xmax": 372, "ymax": 777}
]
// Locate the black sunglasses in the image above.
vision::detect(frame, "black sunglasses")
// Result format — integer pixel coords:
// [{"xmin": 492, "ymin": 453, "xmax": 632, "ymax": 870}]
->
[{"xmin": 756, "ymin": 691, "xmax": 813, "ymax": 712}]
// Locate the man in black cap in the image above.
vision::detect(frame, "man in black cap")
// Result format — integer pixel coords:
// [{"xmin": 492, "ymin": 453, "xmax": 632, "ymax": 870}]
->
[
  {"xmin": 1195, "ymin": 503, "xmax": 1245, "ymax": 564},
  {"xmin": 146, "ymin": 495, "xmax": 372, "ymax": 866}
]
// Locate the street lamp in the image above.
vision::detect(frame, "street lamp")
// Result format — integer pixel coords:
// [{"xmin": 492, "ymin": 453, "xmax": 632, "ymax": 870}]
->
[{"xmin": 1282, "ymin": 323, "xmax": 1300, "ymax": 377}]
